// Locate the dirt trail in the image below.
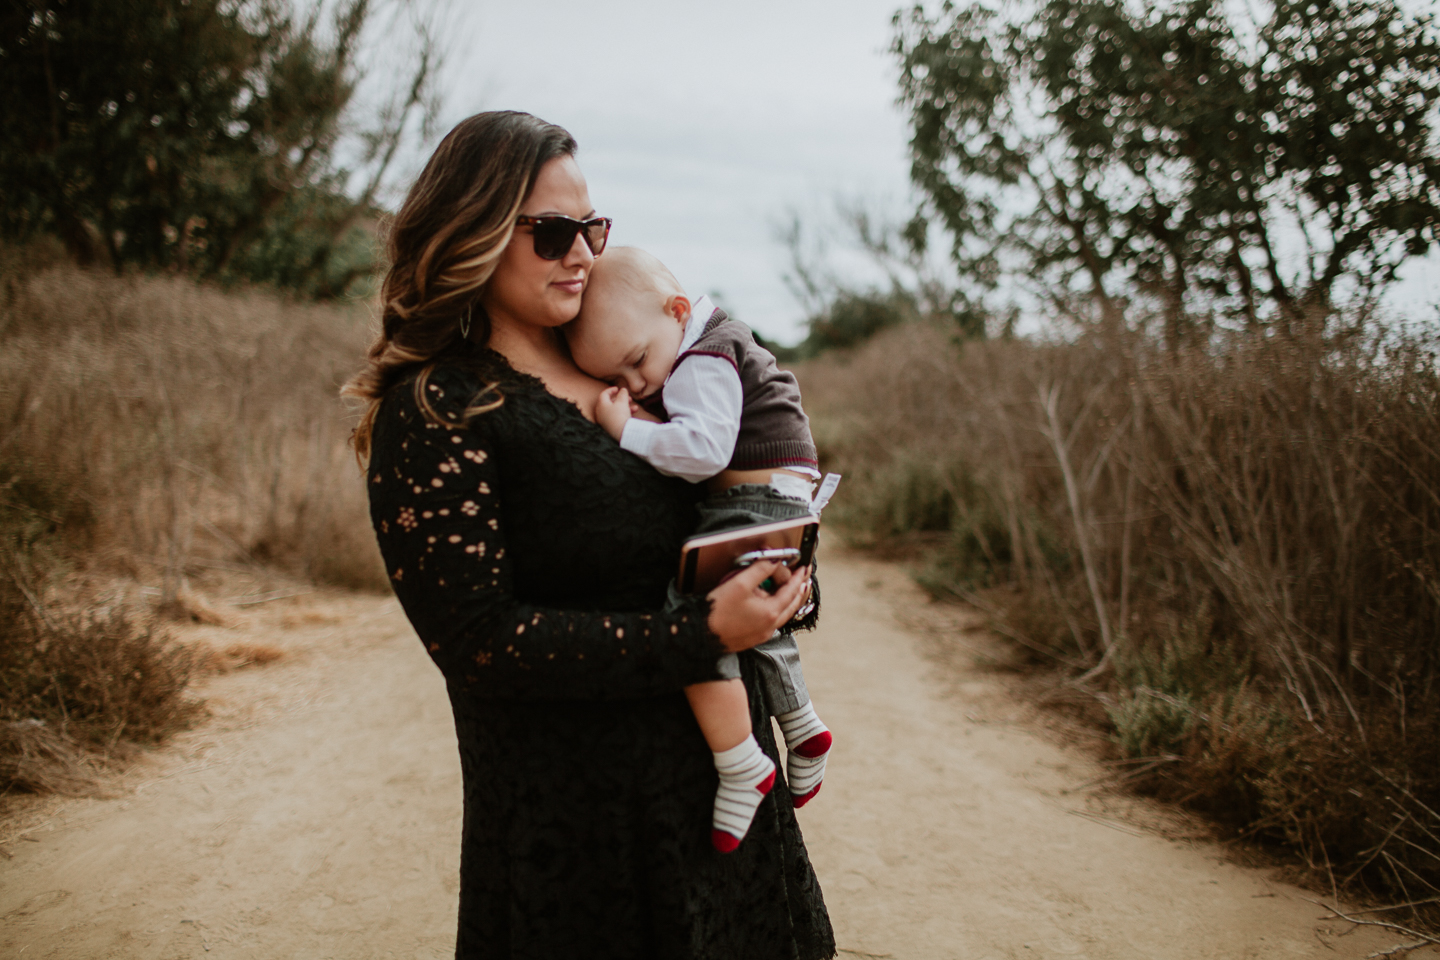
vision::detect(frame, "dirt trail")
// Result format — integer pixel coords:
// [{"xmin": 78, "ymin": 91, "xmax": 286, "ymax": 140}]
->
[{"xmin": 0, "ymin": 549, "xmax": 1418, "ymax": 959}]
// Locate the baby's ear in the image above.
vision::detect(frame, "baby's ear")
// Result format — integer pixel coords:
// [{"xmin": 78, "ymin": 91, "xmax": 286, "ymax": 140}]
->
[{"xmin": 666, "ymin": 294, "xmax": 692, "ymax": 325}]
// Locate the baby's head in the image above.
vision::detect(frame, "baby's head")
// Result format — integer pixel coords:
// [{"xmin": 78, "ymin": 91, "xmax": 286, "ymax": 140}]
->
[{"xmin": 567, "ymin": 246, "xmax": 691, "ymax": 399}]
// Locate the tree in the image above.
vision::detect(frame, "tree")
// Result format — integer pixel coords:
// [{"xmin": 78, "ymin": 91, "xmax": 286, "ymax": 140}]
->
[
  {"xmin": 0, "ymin": 0, "xmax": 441, "ymax": 296},
  {"xmin": 892, "ymin": 0, "xmax": 1440, "ymax": 340},
  {"xmin": 776, "ymin": 202, "xmax": 989, "ymax": 357}
]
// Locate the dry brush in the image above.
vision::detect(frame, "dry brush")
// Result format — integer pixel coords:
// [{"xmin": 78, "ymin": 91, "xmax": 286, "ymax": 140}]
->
[{"xmin": 798, "ymin": 317, "xmax": 1440, "ymax": 916}]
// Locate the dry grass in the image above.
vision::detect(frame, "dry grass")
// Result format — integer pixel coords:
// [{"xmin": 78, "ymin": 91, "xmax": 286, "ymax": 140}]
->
[
  {"xmin": 0, "ymin": 247, "xmax": 383, "ymax": 795},
  {"xmin": 192, "ymin": 640, "xmax": 288, "ymax": 675},
  {"xmin": 0, "ymin": 248, "xmax": 384, "ymax": 593},
  {"xmin": 798, "ymin": 316, "xmax": 1440, "ymax": 917}
]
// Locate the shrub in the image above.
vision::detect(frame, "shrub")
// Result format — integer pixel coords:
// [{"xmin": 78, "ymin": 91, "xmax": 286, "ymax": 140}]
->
[
  {"xmin": 0, "ymin": 606, "xmax": 202, "ymax": 795},
  {"xmin": 0, "ymin": 485, "xmax": 200, "ymax": 795},
  {"xmin": 798, "ymin": 288, "xmax": 919, "ymax": 358}
]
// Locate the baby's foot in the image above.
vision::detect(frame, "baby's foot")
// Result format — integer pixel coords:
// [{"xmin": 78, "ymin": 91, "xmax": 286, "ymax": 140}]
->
[
  {"xmin": 710, "ymin": 735, "xmax": 776, "ymax": 853},
  {"xmin": 777, "ymin": 703, "xmax": 831, "ymax": 808}
]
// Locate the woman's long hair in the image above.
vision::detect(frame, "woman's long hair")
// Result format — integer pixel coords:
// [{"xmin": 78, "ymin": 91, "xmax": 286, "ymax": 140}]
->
[{"xmin": 343, "ymin": 111, "xmax": 577, "ymax": 459}]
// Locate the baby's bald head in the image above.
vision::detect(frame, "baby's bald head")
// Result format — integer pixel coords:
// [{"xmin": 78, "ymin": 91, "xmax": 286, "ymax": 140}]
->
[
  {"xmin": 566, "ymin": 247, "xmax": 693, "ymax": 396},
  {"xmin": 574, "ymin": 247, "xmax": 684, "ymax": 329}
]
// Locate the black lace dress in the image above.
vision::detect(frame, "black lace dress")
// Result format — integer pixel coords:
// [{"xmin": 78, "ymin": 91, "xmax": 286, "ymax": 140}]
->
[{"xmin": 366, "ymin": 350, "xmax": 835, "ymax": 960}]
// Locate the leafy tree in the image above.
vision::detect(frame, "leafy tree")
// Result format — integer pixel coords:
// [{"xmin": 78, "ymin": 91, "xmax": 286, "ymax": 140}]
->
[
  {"xmin": 893, "ymin": 0, "xmax": 1440, "ymax": 340},
  {"xmin": 0, "ymin": 0, "xmax": 440, "ymax": 297}
]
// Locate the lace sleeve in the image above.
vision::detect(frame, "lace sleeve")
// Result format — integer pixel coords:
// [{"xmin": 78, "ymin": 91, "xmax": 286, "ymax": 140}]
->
[{"xmin": 368, "ymin": 388, "xmax": 727, "ymax": 702}]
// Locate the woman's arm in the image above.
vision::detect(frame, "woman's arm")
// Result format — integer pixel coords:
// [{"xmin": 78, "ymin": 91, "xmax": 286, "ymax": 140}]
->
[{"xmin": 368, "ymin": 385, "xmax": 804, "ymax": 701}]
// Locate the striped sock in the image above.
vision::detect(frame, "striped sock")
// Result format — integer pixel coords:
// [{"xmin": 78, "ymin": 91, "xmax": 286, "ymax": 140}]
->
[
  {"xmin": 710, "ymin": 735, "xmax": 776, "ymax": 853},
  {"xmin": 777, "ymin": 702, "xmax": 831, "ymax": 808}
]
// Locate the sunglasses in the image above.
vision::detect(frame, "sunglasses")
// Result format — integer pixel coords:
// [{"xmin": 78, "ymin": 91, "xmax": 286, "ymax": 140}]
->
[{"xmin": 515, "ymin": 214, "xmax": 612, "ymax": 260}]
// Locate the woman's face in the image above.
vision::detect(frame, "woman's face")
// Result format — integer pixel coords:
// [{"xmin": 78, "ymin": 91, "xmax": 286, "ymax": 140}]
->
[{"xmin": 482, "ymin": 155, "xmax": 598, "ymax": 331}]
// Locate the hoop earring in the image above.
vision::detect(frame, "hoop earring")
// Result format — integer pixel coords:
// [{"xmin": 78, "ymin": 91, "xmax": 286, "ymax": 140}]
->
[{"xmin": 460, "ymin": 304, "xmax": 473, "ymax": 340}]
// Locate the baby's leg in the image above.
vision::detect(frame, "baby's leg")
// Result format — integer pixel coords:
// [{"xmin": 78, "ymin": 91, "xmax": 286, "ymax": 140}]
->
[
  {"xmin": 685, "ymin": 678, "xmax": 753, "ymax": 752},
  {"xmin": 752, "ymin": 633, "xmax": 832, "ymax": 807},
  {"xmin": 685, "ymin": 678, "xmax": 775, "ymax": 853}
]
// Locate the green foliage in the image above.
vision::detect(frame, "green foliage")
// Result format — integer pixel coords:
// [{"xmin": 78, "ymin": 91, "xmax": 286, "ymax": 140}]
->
[
  {"xmin": 0, "ymin": 0, "xmax": 432, "ymax": 296},
  {"xmin": 798, "ymin": 287, "xmax": 919, "ymax": 357},
  {"xmin": 893, "ymin": 0, "xmax": 1440, "ymax": 336},
  {"xmin": 832, "ymin": 451, "xmax": 956, "ymax": 542},
  {"xmin": 1108, "ymin": 613, "xmax": 1252, "ymax": 757},
  {"xmin": 818, "ymin": 442, "xmax": 1066, "ymax": 600},
  {"xmin": 777, "ymin": 207, "xmax": 990, "ymax": 358},
  {"xmin": 790, "ymin": 283, "xmax": 989, "ymax": 359},
  {"xmin": 225, "ymin": 177, "xmax": 383, "ymax": 299}
]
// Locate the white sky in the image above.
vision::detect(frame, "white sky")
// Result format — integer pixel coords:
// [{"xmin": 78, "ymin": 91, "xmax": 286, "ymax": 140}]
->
[
  {"xmin": 430, "ymin": 0, "xmax": 916, "ymax": 344},
  {"xmin": 395, "ymin": 0, "xmax": 1438, "ymax": 343}
]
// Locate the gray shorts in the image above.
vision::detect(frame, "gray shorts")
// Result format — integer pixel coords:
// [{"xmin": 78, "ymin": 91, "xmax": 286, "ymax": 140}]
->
[
  {"xmin": 694, "ymin": 481, "xmax": 815, "ymax": 533},
  {"xmin": 692, "ymin": 482, "xmax": 815, "ymax": 716}
]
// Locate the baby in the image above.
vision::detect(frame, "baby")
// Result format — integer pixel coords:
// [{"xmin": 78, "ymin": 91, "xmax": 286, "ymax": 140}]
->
[{"xmin": 566, "ymin": 247, "xmax": 835, "ymax": 853}]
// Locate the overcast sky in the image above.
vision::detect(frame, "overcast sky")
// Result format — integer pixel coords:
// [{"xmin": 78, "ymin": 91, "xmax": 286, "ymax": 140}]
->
[
  {"xmin": 424, "ymin": 0, "xmax": 915, "ymax": 344},
  {"xmin": 403, "ymin": 1, "xmax": 1437, "ymax": 342}
]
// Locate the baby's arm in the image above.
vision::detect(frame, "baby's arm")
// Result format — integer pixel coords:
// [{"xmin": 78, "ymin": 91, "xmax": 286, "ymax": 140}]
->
[{"xmin": 601, "ymin": 355, "xmax": 743, "ymax": 483}]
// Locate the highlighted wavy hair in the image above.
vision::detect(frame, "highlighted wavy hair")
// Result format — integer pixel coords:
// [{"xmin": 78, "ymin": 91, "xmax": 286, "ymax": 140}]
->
[{"xmin": 344, "ymin": 111, "xmax": 577, "ymax": 459}]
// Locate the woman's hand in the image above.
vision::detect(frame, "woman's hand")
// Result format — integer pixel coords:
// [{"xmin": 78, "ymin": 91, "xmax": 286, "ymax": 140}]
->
[{"xmin": 706, "ymin": 561, "xmax": 812, "ymax": 653}]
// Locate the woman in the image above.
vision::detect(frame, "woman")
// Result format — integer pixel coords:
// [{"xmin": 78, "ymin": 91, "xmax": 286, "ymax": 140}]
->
[{"xmin": 345, "ymin": 111, "xmax": 836, "ymax": 960}]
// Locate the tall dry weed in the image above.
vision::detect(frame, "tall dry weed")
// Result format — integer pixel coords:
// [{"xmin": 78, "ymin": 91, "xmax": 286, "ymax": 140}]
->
[
  {"xmin": 0, "ymin": 256, "xmax": 385, "ymax": 592},
  {"xmin": 798, "ymin": 316, "xmax": 1440, "ymax": 910}
]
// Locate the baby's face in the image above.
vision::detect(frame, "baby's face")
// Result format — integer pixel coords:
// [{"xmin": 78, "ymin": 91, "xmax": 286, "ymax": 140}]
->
[{"xmin": 569, "ymin": 296, "xmax": 687, "ymax": 399}]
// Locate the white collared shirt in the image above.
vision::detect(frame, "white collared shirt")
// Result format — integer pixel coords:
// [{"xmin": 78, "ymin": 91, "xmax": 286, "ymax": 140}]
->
[{"xmin": 618, "ymin": 296, "xmax": 818, "ymax": 484}]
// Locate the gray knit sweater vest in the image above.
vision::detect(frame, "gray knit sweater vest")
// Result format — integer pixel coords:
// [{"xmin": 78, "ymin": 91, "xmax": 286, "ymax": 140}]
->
[{"xmin": 662, "ymin": 309, "xmax": 818, "ymax": 472}]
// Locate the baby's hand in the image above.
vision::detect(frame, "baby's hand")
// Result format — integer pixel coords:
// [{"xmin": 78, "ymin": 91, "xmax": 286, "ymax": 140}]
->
[{"xmin": 596, "ymin": 385, "xmax": 632, "ymax": 441}]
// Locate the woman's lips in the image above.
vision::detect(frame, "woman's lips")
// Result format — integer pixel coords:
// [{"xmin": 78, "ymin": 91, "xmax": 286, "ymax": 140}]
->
[{"xmin": 552, "ymin": 277, "xmax": 584, "ymax": 294}]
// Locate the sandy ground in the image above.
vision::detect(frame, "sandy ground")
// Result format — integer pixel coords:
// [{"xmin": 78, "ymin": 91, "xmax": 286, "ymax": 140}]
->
[{"xmin": 0, "ymin": 548, "xmax": 1423, "ymax": 959}]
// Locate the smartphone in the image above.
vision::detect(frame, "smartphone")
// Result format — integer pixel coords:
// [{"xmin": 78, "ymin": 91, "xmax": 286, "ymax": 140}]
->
[{"xmin": 677, "ymin": 515, "xmax": 819, "ymax": 595}]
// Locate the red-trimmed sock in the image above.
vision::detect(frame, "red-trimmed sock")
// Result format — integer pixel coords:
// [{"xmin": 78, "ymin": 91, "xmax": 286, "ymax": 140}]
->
[
  {"xmin": 777, "ymin": 702, "xmax": 831, "ymax": 807},
  {"xmin": 710, "ymin": 735, "xmax": 776, "ymax": 853}
]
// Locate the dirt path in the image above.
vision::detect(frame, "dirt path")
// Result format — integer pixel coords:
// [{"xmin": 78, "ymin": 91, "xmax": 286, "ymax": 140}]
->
[{"xmin": 0, "ymin": 549, "xmax": 1419, "ymax": 959}]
